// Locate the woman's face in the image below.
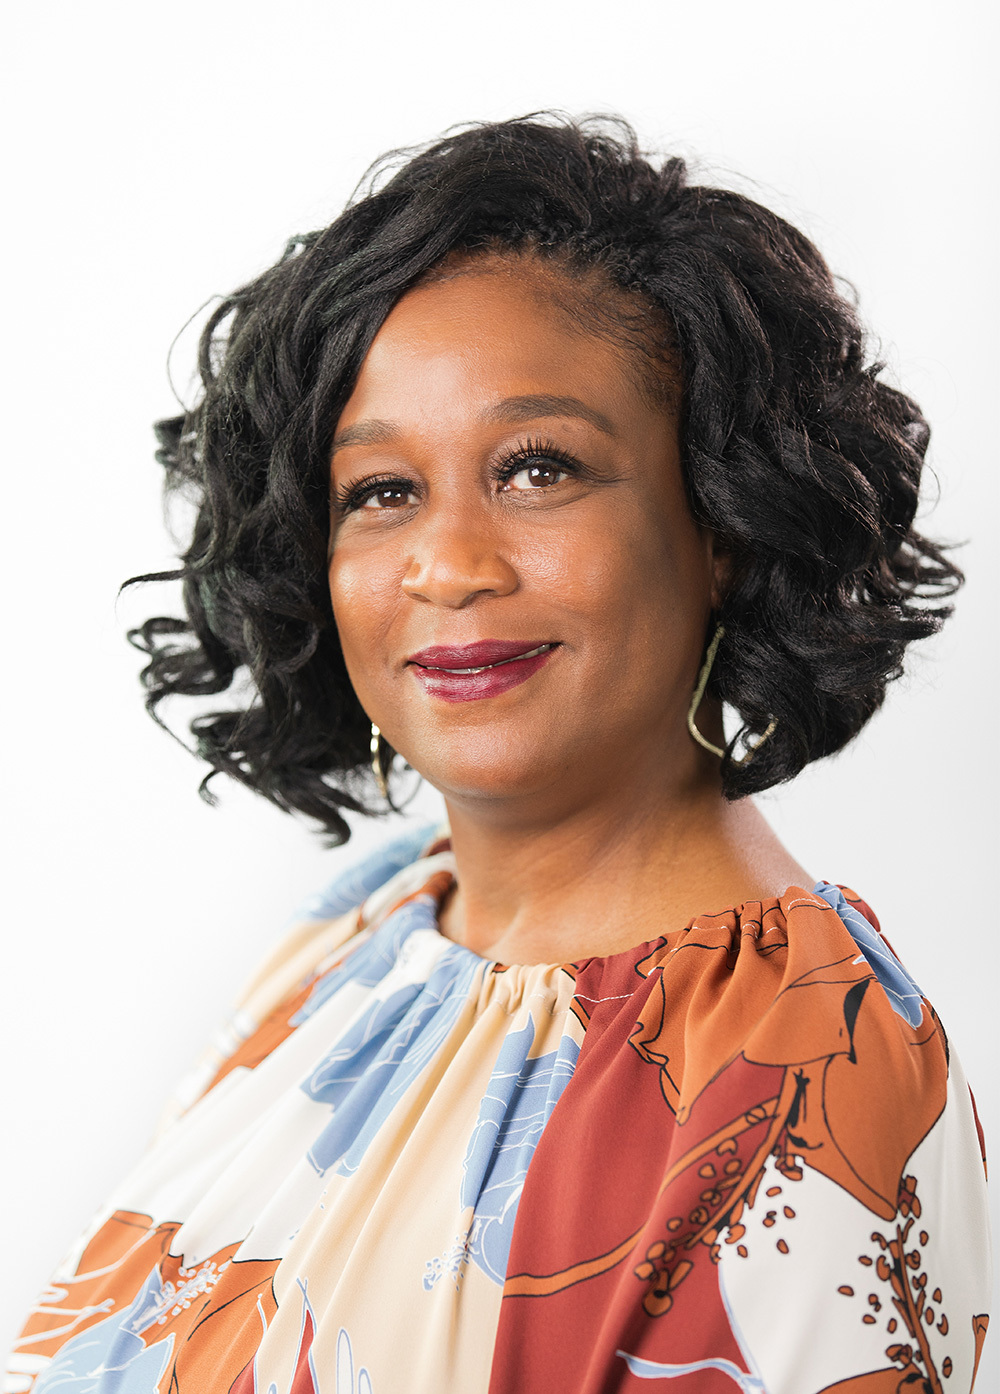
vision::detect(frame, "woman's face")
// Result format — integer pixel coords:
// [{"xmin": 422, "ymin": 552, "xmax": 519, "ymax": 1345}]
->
[{"xmin": 328, "ymin": 258, "xmax": 720, "ymax": 808}]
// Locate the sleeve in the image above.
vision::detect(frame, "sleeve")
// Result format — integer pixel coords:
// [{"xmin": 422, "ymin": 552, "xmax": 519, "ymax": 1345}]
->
[{"xmin": 487, "ymin": 886, "xmax": 992, "ymax": 1394}]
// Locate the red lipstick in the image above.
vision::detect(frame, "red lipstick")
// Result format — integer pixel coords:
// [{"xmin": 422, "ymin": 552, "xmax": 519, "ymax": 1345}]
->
[{"xmin": 407, "ymin": 640, "xmax": 558, "ymax": 703}]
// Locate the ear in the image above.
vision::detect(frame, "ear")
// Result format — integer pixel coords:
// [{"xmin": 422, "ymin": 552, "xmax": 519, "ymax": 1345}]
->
[{"xmin": 706, "ymin": 530, "xmax": 733, "ymax": 612}]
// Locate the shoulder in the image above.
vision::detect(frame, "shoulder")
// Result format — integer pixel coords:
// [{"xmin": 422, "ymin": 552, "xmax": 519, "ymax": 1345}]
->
[
  {"xmin": 293, "ymin": 819, "xmax": 449, "ymax": 924},
  {"xmin": 507, "ymin": 885, "xmax": 991, "ymax": 1394},
  {"xmin": 235, "ymin": 819, "xmax": 452, "ymax": 1015},
  {"xmin": 653, "ymin": 885, "xmax": 948, "ymax": 1112},
  {"xmin": 577, "ymin": 883, "xmax": 982, "ymax": 1215},
  {"xmin": 155, "ymin": 822, "xmax": 448, "ymax": 1132}
]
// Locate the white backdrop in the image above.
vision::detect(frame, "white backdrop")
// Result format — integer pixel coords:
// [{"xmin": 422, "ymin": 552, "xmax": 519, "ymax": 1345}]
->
[{"xmin": 2, "ymin": 0, "xmax": 997, "ymax": 1380}]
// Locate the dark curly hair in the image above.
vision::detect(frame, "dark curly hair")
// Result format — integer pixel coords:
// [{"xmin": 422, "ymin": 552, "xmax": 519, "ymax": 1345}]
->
[{"xmin": 124, "ymin": 112, "xmax": 961, "ymax": 844}]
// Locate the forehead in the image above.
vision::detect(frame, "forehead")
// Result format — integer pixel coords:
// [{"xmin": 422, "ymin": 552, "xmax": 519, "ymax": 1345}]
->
[{"xmin": 342, "ymin": 255, "xmax": 676, "ymax": 423}]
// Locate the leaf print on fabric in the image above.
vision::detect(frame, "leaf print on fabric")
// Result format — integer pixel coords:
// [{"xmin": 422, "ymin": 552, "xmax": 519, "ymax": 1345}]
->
[
  {"xmin": 12, "ymin": 1210, "xmax": 182, "ymax": 1363},
  {"xmin": 228, "ymin": 1282, "xmax": 324, "ymax": 1394},
  {"xmin": 428, "ymin": 1018, "xmax": 580, "ymax": 1286},
  {"xmin": 11, "ymin": 1208, "xmax": 280, "ymax": 1394},
  {"xmin": 287, "ymin": 1282, "xmax": 321, "ymax": 1394},
  {"xmin": 629, "ymin": 892, "xmax": 948, "ymax": 1219},
  {"xmin": 290, "ymin": 897, "xmax": 439, "ymax": 1029},
  {"xmin": 461, "ymin": 1022, "xmax": 580, "ymax": 1284},
  {"xmin": 32, "ymin": 1265, "xmax": 176, "ymax": 1394},
  {"xmin": 488, "ymin": 889, "xmax": 960, "ymax": 1394},
  {"xmin": 300, "ymin": 922, "xmax": 478, "ymax": 1177},
  {"xmin": 812, "ymin": 884, "xmax": 925, "ymax": 1028},
  {"xmin": 615, "ymin": 890, "xmax": 949, "ymax": 1331},
  {"xmin": 227, "ymin": 1297, "xmax": 270, "ymax": 1394},
  {"xmin": 12, "ymin": 847, "xmax": 988, "ymax": 1394},
  {"xmin": 194, "ymin": 877, "xmax": 452, "ymax": 1106},
  {"xmin": 294, "ymin": 823, "xmax": 441, "ymax": 923},
  {"xmin": 147, "ymin": 1250, "xmax": 280, "ymax": 1392},
  {"xmin": 335, "ymin": 1327, "xmax": 374, "ymax": 1394}
]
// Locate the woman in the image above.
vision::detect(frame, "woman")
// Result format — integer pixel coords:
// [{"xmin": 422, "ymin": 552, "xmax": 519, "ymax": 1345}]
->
[{"xmin": 8, "ymin": 115, "xmax": 991, "ymax": 1393}]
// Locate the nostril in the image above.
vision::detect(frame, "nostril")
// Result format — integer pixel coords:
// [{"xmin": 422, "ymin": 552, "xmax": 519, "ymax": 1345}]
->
[{"xmin": 401, "ymin": 548, "xmax": 519, "ymax": 608}]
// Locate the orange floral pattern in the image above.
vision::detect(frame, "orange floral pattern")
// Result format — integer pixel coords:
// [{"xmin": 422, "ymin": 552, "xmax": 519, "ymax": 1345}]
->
[{"xmin": 12, "ymin": 1209, "xmax": 278, "ymax": 1392}]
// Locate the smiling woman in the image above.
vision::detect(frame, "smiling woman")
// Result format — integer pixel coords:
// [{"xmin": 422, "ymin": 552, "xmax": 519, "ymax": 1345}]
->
[
  {"xmin": 7, "ymin": 115, "xmax": 991, "ymax": 1394},
  {"xmin": 325, "ymin": 255, "xmax": 764, "ymax": 965}
]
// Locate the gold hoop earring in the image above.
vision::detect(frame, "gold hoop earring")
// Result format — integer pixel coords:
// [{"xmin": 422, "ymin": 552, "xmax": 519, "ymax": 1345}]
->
[
  {"xmin": 686, "ymin": 623, "xmax": 777, "ymax": 767},
  {"xmin": 687, "ymin": 623, "xmax": 727, "ymax": 758},
  {"xmin": 370, "ymin": 722, "xmax": 390, "ymax": 800}
]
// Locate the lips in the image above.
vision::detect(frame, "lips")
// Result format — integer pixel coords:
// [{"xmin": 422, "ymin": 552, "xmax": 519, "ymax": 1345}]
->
[
  {"xmin": 408, "ymin": 640, "xmax": 556, "ymax": 670},
  {"xmin": 407, "ymin": 640, "xmax": 559, "ymax": 703}
]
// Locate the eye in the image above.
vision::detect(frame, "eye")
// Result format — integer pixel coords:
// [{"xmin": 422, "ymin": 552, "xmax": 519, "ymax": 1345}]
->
[
  {"xmin": 500, "ymin": 461, "xmax": 569, "ymax": 491},
  {"xmin": 360, "ymin": 483, "xmax": 417, "ymax": 509},
  {"xmin": 333, "ymin": 475, "xmax": 418, "ymax": 514},
  {"xmin": 496, "ymin": 436, "xmax": 582, "ymax": 493}
]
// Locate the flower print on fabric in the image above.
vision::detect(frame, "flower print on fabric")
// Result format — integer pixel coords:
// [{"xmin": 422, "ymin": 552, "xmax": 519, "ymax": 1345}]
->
[
  {"xmin": 32, "ymin": 1264, "xmax": 177, "ymax": 1394},
  {"xmin": 298, "ymin": 897, "xmax": 479, "ymax": 1177},
  {"xmin": 13, "ymin": 1209, "xmax": 279, "ymax": 1394},
  {"xmin": 489, "ymin": 887, "xmax": 989, "ymax": 1394},
  {"xmin": 426, "ymin": 1014, "xmax": 581, "ymax": 1289},
  {"xmin": 8, "ymin": 830, "xmax": 991, "ymax": 1394},
  {"xmin": 293, "ymin": 823, "xmax": 443, "ymax": 924}
]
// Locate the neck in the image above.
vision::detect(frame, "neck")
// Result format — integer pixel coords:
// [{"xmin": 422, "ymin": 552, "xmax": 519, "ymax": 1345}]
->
[{"xmin": 438, "ymin": 742, "xmax": 811, "ymax": 965}]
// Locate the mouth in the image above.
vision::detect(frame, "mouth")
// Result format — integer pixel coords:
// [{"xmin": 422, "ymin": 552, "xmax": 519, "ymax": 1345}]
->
[
  {"xmin": 406, "ymin": 640, "xmax": 560, "ymax": 703},
  {"xmin": 410, "ymin": 641, "xmax": 557, "ymax": 672}
]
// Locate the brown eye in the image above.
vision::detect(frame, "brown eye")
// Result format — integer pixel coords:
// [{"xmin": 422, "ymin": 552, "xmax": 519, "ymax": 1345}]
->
[
  {"xmin": 361, "ymin": 485, "xmax": 416, "ymax": 509},
  {"xmin": 501, "ymin": 463, "xmax": 568, "ymax": 491}
]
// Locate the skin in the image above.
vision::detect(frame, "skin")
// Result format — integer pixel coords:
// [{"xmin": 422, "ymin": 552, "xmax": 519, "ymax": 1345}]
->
[{"xmin": 328, "ymin": 255, "xmax": 809, "ymax": 965}]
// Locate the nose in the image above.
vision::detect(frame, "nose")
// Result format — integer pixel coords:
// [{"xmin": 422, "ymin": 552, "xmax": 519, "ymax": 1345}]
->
[{"xmin": 401, "ymin": 501, "xmax": 518, "ymax": 609}]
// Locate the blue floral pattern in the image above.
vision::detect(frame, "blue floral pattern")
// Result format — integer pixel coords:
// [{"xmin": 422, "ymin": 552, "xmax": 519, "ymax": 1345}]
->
[
  {"xmin": 814, "ymin": 881, "xmax": 925, "ymax": 1027},
  {"xmin": 299, "ymin": 898, "xmax": 478, "ymax": 1177},
  {"xmin": 34, "ymin": 1267, "xmax": 175, "ymax": 1394},
  {"xmin": 459, "ymin": 1019, "xmax": 580, "ymax": 1284}
]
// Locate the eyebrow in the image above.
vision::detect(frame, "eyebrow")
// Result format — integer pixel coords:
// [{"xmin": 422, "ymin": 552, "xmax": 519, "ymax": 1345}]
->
[{"xmin": 330, "ymin": 393, "xmax": 618, "ymax": 455}]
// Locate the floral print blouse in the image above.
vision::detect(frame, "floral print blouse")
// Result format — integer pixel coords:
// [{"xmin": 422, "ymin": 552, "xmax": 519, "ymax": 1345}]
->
[{"xmin": 8, "ymin": 824, "xmax": 992, "ymax": 1393}]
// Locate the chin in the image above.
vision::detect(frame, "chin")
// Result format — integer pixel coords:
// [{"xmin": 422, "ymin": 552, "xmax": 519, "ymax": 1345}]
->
[{"xmin": 412, "ymin": 737, "xmax": 565, "ymax": 808}]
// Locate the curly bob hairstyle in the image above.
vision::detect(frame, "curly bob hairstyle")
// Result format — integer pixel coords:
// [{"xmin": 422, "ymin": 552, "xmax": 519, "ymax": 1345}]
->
[{"xmin": 126, "ymin": 112, "xmax": 961, "ymax": 844}]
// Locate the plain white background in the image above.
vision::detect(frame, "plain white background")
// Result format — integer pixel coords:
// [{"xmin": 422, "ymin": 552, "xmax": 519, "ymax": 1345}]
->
[{"xmin": 2, "ymin": 0, "xmax": 997, "ymax": 1381}]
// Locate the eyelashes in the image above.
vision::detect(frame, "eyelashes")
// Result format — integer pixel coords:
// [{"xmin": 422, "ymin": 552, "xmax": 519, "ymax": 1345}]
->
[
  {"xmin": 495, "ymin": 436, "xmax": 583, "ymax": 480},
  {"xmin": 331, "ymin": 473, "xmax": 415, "ymax": 514},
  {"xmin": 332, "ymin": 435, "xmax": 586, "ymax": 515}
]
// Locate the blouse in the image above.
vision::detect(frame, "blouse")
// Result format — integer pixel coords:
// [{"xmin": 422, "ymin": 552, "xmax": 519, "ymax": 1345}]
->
[{"xmin": 7, "ymin": 823, "xmax": 992, "ymax": 1394}]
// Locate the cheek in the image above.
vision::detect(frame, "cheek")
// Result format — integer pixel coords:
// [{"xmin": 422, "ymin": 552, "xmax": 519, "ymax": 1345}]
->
[
  {"xmin": 521, "ymin": 504, "xmax": 711, "ymax": 719},
  {"xmin": 327, "ymin": 543, "xmax": 398, "ymax": 666},
  {"xmin": 516, "ymin": 504, "xmax": 698, "ymax": 626}
]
